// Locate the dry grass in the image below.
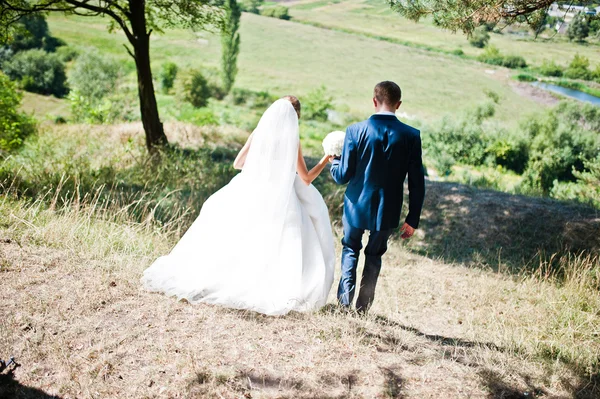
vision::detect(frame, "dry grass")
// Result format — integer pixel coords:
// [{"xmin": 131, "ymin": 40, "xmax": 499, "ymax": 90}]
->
[{"xmin": 1, "ymin": 186, "xmax": 599, "ymax": 398}]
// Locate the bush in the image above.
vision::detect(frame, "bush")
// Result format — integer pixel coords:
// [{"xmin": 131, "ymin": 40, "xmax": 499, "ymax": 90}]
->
[
  {"xmin": 2, "ymin": 49, "xmax": 68, "ymax": 97},
  {"xmin": 422, "ymin": 102, "xmax": 498, "ymax": 174},
  {"xmin": 469, "ymin": 27, "xmax": 490, "ymax": 48},
  {"xmin": 241, "ymin": 0, "xmax": 263, "ymax": 14},
  {"xmin": 477, "ymin": 46, "xmax": 504, "ymax": 66},
  {"xmin": 55, "ymin": 46, "xmax": 79, "ymax": 62},
  {"xmin": 68, "ymin": 50, "xmax": 121, "ymax": 102},
  {"xmin": 502, "ymin": 55, "xmax": 527, "ymax": 69},
  {"xmin": 0, "ymin": 72, "xmax": 36, "ymax": 152},
  {"xmin": 180, "ymin": 70, "xmax": 211, "ymax": 108},
  {"xmin": 522, "ymin": 102, "xmax": 600, "ymax": 193},
  {"xmin": 539, "ymin": 60, "xmax": 563, "ymax": 77},
  {"xmin": 302, "ymin": 85, "xmax": 333, "ymax": 121},
  {"xmin": 261, "ymin": 5, "xmax": 290, "ymax": 20},
  {"xmin": 159, "ymin": 62, "xmax": 178, "ymax": 94},
  {"xmin": 564, "ymin": 54, "xmax": 592, "ymax": 80},
  {"xmin": 477, "ymin": 46, "xmax": 527, "ymax": 69},
  {"xmin": 516, "ymin": 73, "xmax": 536, "ymax": 82},
  {"xmin": 230, "ymin": 88, "xmax": 277, "ymax": 109},
  {"xmin": 486, "ymin": 138, "xmax": 529, "ymax": 174},
  {"xmin": 451, "ymin": 49, "xmax": 465, "ymax": 56}
]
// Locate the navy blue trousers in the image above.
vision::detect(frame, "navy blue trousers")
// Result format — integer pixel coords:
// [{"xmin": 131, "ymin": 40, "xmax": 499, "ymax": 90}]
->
[{"xmin": 337, "ymin": 213, "xmax": 392, "ymax": 312}]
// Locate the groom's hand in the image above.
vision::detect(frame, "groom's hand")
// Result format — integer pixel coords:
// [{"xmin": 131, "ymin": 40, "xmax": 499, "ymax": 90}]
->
[{"xmin": 400, "ymin": 223, "xmax": 415, "ymax": 239}]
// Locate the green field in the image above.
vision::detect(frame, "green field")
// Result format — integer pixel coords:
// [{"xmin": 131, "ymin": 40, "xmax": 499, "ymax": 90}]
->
[
  {"xmin": 46, "ymin": 12, "xmax": 542, "ymax": 125},
  {"xmin": 288, "ymin": 0, "xmax": 600, "ymax": 67}
]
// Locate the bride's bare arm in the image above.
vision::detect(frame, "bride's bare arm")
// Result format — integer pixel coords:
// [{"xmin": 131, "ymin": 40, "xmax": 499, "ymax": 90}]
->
[
  {"xmin": 297, "ymin": 143, "xmax": 332, "ymax": 185},
  {"xmin": 233, "ymin": 133, "xmax": 254, "ymax": 170}
]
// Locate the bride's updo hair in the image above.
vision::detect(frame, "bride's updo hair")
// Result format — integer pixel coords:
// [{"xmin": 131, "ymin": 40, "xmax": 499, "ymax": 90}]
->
[{"xmin": 281, "ymin": 95, "xmax": 301, "ymax": 118}]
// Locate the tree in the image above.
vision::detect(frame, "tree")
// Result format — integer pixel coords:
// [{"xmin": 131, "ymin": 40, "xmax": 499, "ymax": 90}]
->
[
  {"xmin": 221, "ymin": 0, "xmax": 240, "ymax": 94},
  {"xmin": 469, "ymin": 26, "xmax": 490, "ymax": 48},
  {"xmin": 0, "ymin": 1, "xmax": 223, "ymax": 154},
  {"xmin": 567, "ymin": 13, "xmax": 590, "ymax": 42},
  {"xmin": 388, "ymin": 0, "xmax": 560, "ymax": 33}
]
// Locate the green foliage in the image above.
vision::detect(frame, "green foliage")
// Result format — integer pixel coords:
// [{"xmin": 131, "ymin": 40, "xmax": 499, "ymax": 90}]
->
[
  {"xmin": 68, "ymin": 50, "xmax": 121, "ymax": 102},
  {"xmin": 230, "ymin": 88, "xmax": 277, "ymax": 109},
  {"xmin": 451, "ymin": 49, "xmax": 465, "ymax": 56},
  {"xmin": 564, "ymin": 54, "xmax": 592, "ymax": 80},
  {"xmin": 469, "ymin": 27, "xmax": 490, "ymax": 48},
  {"xmin": 221, "ymin": 0, "xmax": 241, "ymax": 95},
  {"xmin": 423, "ymin": 102, "xmax": 499, "ymax": 175},
  {"xmin": 389, "ymin": 0, "xmax": 556, "ymax": 34},
  {"xmin": 66, "ymin": 49, "xmax": 133, "ymax": 123},
  {"xmin": 55, "ymin": 45, "xmax": 79, "ymax": 62},
  {"xmin": 181, "ymin": 70, "xmax": 211, "ymax": 108},
  {"xmin": 302, "ymin": 85, "xmax": 333, "ymax": 121},
  {"xmin": 522, "ymin": 102, "xmax": 600, "ymax": 194},
  {"xmin": 261, "ymin": 5, "xmax": 291, "ymax": 20},
  {"xmin": 241, "ymin": 0, "xmax": 263, "ymax": 14},
  {"xmin": 486, "ymin": 138, "xmax": 529, "ymax": 174},
  {"xmin": 516, "ymin": 73, "xmax": 536, "ymax": 82},
  {"xmin": 477, "ymin": 46, "xmax": 527, "ymax": 69},
  {"xmin": 567, "ymin": 13, "xmax": 590, "ymax": 42},
  {"xmin": 159, "ymin": 62, "xmax": 179, "ymax": 94},
  {"xmin": 539, "ymin": 60, "xmax": 564, "ymax": 77},
  {"xmin": 0, "ymin": 72, "xmax": 36, "ymax": 152},
  {"xmin": 2, "ymin": 49, "xmax": 68, "ymax": 97},
  {"xmin": 7, "ymin": 14, "xmax": 64, "ymax": 53}
]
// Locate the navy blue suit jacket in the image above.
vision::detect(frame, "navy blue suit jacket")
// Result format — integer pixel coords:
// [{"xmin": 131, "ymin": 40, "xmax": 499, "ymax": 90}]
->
[{"xmin": 330, "ymin": 114, "xmax": 425, "ymax": 231}]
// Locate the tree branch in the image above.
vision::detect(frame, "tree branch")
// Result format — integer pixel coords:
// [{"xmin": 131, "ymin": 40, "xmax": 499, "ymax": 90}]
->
[
  {"xmin": 123, "ymin": 43, "xmax": 135, "ymax": 59},
  {"xmin": 62, "ymin": 0, "xmax": 136, "ymax": 43}
]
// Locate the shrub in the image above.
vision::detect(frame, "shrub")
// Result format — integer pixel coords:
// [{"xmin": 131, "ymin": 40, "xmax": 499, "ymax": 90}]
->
[
  {"xmin": 539, "ymin": 60, "xmax": 563, "ymax": 77},
  {"xmin": 452, "ymin": 49, "xmax": 465, "ymax": 56},
  {"xmin": 564, "ymin": 54, "xmax": 592, "ymax": 80},
  {"xmin": 230, "ymin": 88, "xmax": 277, "ymax": 109},
  {"xmin": 302, "ymin": 85, "xmax": 333, "ymax": 121},
  {"xmin": 477, "ymin": 46, "xmax": 504, "ymax": 66},
  {"xmin": 516, "ymin": 73, "xmax": 536, "ymax": 82},
  {"xmin": 2, "ymin": 49, "xmax": 68, "ymax": 97},
  {"xmin": 55, "ymin": 46, "xmax": 79, "ymax": 62},
  {"xmin": 502, "ymin": 55, "xmax": 527, "ymax": 69},
  {"xmin": 477, "ymin": 46, "xmax": 527, "ymax": 69},
  {"xmin": 181, "ymin": 70, "xmax": 211, "ymax": 108},
  {"xmin": 469, "ymin": 27, "xmax": 490, "ymax": 48},
  {"xmin": 68, "ymin": 50, "xmax": 121, "ymax": 102},
  {"xmin": 0, "ymin": 72, "xmax": 36, "ymax": 152},
  {"xmin": 159, "ymin": 62, "xmax": 178, "ymax": 94},
  {"xmin": 486, "ymin": 138, "xmax": 529, "ymax": 174},
  {"xmin": 241, "ymin": 0, "xmax": 262, "ymax": 14},
  {"xmin": 522, "ymin": 102, "xmax": 600, "ymax": 193},
  {"xmin": 422, "ymin": 102, "xmax": 498, "ymax": 174},
  {"xmin": 261, "ymin": 5, "xmax": 290, "ymax": 20}
]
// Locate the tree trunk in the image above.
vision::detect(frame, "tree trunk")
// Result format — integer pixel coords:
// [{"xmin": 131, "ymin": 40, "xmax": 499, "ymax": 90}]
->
[{"xmin": 129, "ymin": 1, "xmax": 168, "ymax": 154}]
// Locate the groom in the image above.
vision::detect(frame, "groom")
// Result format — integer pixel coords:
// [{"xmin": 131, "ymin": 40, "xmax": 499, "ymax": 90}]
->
[{"xmin": 330, "ymin": 81, "xmax": 425, "ymax": 313}]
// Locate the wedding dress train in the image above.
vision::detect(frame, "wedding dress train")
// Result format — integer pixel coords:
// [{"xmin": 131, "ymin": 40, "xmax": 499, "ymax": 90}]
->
[{"xmin": 141, "ymin": 100, "xmax": 335, "ymax": 315}]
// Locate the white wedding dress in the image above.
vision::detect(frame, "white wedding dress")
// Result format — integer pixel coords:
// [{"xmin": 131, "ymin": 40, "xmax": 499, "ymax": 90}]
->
[{"xmin": 141, "ymin": 99, "xmax": 335, "ymax": 315}]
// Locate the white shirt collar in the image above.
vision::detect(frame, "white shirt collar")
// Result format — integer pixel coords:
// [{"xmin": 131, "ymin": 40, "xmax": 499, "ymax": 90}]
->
[{"xmin": 375, "ymin": 111, "xmax": 396, "ymax": 116}]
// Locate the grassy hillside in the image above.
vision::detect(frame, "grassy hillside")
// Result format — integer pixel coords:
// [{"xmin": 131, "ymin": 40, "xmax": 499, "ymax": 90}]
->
[
  {"xmin": 1, "ymin": 123, "xmax": 599, "ymax": 398},
  {"xmin": 288, "ymin": 0, "xmax": 600, "ymax": 67},
  {"xmin": 46, "ymin": 12, "xmax": 542, "ymax": 124}
]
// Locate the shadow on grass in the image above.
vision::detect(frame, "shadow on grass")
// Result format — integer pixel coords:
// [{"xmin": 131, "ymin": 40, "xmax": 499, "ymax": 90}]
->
[
  {"xmin": 0, "ymin": 372, "xmax": 62, "ymax": 399},
  {"xmin": 372, "ymin": 314, "xmax": 600, "ymax": 399}
]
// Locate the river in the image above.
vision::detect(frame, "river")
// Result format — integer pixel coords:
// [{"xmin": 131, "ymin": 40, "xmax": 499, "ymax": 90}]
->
[{"xmin": 531, "ymin": 82, "xmax": 600, "ymax": 106}]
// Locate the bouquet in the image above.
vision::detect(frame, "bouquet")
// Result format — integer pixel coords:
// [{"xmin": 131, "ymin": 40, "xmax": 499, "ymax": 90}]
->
[{"xmin": 322, "ymin": 131, "xmax": 346, "ymax": 157}]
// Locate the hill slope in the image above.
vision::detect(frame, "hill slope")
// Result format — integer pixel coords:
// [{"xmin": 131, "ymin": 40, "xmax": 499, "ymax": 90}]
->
[{"xmin": 1, "ymin": 123, "xmax": 598, "ymax": 398}]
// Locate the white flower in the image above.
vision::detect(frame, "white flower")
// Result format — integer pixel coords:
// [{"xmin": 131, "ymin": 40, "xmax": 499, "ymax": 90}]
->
[{"xmin": 322, "ymin": 130, "xmax": 346, "ymax": 156}]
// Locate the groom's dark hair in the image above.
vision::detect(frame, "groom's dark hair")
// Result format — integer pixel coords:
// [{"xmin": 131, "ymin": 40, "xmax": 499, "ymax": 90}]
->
[
  {"xmin": 374, "ymin": 81, "xmax": 402, "ymax": 106},
  {"xmin": 281, "ymin": 95, "xmax": 301, "ymax": 117}
]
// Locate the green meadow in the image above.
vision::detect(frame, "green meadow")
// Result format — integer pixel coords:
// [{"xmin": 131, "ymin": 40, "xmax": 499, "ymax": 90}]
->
[{"xmin": 47, "ymin": 12, "xmax": 542, "ymax": 124}]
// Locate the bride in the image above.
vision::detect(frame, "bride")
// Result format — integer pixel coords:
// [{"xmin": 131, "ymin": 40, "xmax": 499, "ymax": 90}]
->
[{"xmin": 141, "ymin": 97, "xmax": 336, "ymax": 315}]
